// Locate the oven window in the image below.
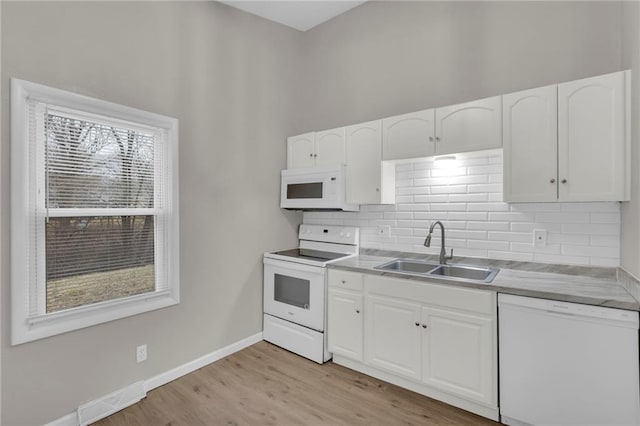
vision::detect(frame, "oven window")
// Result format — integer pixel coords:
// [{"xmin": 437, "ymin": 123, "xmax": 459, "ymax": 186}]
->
[
  {"xmin": 287, "ymin": 182, "xmax": 323, "ymax": 199},
  {"xmin": 274, "ymin": 274, "xmax": 310, "ymax": 309}
]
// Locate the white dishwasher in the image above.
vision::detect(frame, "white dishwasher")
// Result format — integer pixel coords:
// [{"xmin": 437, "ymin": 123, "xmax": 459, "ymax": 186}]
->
[{"xmin": 499, "ymin": 294, "xmax": 640, "ymax": 426}]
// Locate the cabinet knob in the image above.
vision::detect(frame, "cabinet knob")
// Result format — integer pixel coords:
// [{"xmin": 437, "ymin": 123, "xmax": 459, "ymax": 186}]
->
[
  {"xmin": 309, "ymin": 153, "xmax": 313, "ymax": 157},
  {"xmin": 561, "ymin": 179, "xmax": 567, "ymax": 184},
  {"xmin": 376, "ymin": 188, "xmax": 380, "ymax": 192},
  {"xmin": 415, "ymin": 322, "xmax": 420, "ymax": 327},
  {"xmin": 422, "ymin": 324, "xmax": 427, "ymax": 329},
  {"xmin": 435, "ymin": 136, "xmax": 441, "ymax": 142},
  {"xmin": 429, "ymin": 136, "xmax": 434, "ymax": 142},
  {"xmin": 313, "ymin": 154, "xmax": 317, "ymax": 158},
  {"xmin": 341, "ymin": 280, "xmax": 346, "ymax": 284},
  {"xmin": 550, "ymin": 178, "xmax": 556, "ymax": 184},
  {"xmin": 356, "ymin": 309, "xmax": 360, "ymax": 314}
]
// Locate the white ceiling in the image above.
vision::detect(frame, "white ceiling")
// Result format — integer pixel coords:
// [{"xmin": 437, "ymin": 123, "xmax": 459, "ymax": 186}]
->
[{"xmin": 220, "ymin": 1, "xmax": 367, "ymax": 32}]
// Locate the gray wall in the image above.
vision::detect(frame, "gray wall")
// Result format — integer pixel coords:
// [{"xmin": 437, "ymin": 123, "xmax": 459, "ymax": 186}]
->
[
  {"xmin": 1, "ymin": 2, "xmax": 301, "ymax": 424},
  {"xmin": 295, "ymin": 1, "xmax": 624, "ymax": 132},
  {"xmin": 621, "ymin": 1, "xmax": 640, "ymax": 278},
  {"xmin": 1, "ymin": 1, "xmax": 632, "ymax": 424}
]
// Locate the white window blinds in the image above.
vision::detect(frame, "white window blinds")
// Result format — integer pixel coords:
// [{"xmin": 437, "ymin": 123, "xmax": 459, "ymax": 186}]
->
[{"xmin": 12, "ymin": 79, "xmax": 179, "ymax": 344}]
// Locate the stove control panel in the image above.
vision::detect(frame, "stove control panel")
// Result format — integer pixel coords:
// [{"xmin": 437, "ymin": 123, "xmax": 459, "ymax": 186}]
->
[{"xmin": 299, "ymin": 224, "xmax": 359, "ymax": 246}]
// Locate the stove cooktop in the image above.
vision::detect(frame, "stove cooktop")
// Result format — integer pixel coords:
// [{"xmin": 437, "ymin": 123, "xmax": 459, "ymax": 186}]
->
[{"xmin": 270, "ymin": 248, "xmax": 351, "ymax": 263}]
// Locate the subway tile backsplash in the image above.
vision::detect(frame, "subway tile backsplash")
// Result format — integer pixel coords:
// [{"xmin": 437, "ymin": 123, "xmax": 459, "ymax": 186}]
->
[{"xmin": 303, "ymin": 150, "xmax": 621, "ymax": 267}]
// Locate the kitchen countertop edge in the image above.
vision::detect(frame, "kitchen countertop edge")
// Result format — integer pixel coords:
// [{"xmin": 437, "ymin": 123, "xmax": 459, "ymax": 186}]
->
[{"xmin": 328, "ymin": 254, "xmax": 640, "ymax": 312}]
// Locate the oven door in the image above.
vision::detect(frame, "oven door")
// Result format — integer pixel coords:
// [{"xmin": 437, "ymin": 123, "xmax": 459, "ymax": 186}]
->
[{"xmin": 263, "ymin": 258, "xmax": 325, "ymax": 331}]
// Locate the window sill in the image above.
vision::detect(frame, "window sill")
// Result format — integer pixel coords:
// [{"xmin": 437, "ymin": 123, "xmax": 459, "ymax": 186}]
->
[{"xmin": 12, "ymin": 290, "xmax": 179, "ymax": 345}]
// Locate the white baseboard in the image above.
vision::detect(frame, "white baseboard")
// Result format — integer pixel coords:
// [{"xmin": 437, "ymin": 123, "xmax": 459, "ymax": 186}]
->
[
  {"xmin": 145, "ymin": 332, "xmax": 263, "ymax": 391},
  {"xmin": 45, "ymin": 412, "xmax": 77, "ymax": 426},
  {"xmin": 45, "ymin": 332, "xmax": 263, "ymax": 426}
]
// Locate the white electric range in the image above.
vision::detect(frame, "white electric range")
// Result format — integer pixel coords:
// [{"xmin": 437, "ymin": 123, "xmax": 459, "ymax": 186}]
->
[{"xmin": 263, "ymin": 224, "xmax": 359, "ymax": 363}]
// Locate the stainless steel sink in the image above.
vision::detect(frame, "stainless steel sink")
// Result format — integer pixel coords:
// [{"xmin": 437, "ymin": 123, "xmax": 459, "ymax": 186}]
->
[
  {"xmin": 428, "ymin": 264, "xmax": 499, "ymax": 283},
  {"xmin": 374, "ymin": 259, "xmax": 500, "ymax": 283},
  {"xmin": 375, "ymin": 259, "xmax": 439, "ymax": 274}
]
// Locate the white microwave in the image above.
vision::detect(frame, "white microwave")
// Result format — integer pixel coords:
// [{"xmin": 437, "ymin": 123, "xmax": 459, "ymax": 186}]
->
[{"xmin": 280, "ymin": 166, "xmax": 359, "ymax": 211}]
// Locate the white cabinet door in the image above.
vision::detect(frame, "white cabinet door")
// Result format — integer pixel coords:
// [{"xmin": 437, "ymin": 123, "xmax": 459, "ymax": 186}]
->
[
  {"xmin": 558, "ymin": 71, "xmax": 627, "ymax": 201},
  {"xmin": 503, "ymin": 85, "xmax": 558, "ymax": 202},
  {"xmin": 435, "ymin": 96, "xmax": 502, "ymax": 155},
  {"xmin": 364, "ymin": 294, "xmax": 422, "ymax": 380},
  {"xmin": 422, "ymin": 306, "xmax": 496, "ymax": 406},
  {"xmin": 327, "ymin": 288, "xmax": 363, "ymax": 361},
  {"xmin": 346, "ymin": 120, "xmax": 395, "ymax": 205},
  {"xmin": 315, "ymin": 127, "xmax": 346, "ymax": 167},
  {"xmin": 382, "ymin": 109, "xmax": 436, "ymax": 160},
  {"xmin": 287, "ymin": 132, "xmax": 315, "ymax": 169}
]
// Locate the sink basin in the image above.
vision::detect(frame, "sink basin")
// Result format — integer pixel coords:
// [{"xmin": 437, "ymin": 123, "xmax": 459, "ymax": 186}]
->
[
  {"xmin": 428, "ymin": 265, "xmax": 499, "ymax": 283},
  {"xmin": 374, "ymin": 259, "xmax": 499, "ymax": 283},
  {"xmin": 375, "ymin": 259, "xmax": 439, "ymax": 274}
]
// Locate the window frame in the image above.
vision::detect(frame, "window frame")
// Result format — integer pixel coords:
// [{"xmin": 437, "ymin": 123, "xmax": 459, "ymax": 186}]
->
[{"xmin": 11, "ymin": 79, "xmax": 180, "ymax": 345}]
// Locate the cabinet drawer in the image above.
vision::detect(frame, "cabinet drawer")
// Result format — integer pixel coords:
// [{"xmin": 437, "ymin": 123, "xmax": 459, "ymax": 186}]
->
[
  {"xmin": 365, "ymin": 274, "xmax": 495, "ymax": 315},
  {"xmin": 328, "ymin": 269, "xmax": 363, "ymax": 291}
]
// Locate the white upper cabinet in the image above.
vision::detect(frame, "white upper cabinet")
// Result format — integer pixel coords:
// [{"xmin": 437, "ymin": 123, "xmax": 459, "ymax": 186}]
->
[
  {"xmin": 346, "ymin": 120, "xmax": 395, "ymax": 205},
  {"xmin": 503, "ymin": 71, "xmax": 630, "ymax": 203},
  {"xmin": 381, "ymin": 98, "xmax": 501, "ymax": 161},
  {"xmin": 558, "ymin": 71, "xmax": 628, "ymax": 201},
  {"xmin": 382, "ymin": 109, "xmax": 436, "ymax": 160},
  {"xmin": 287, "ymin": 132, "xmax": 315, "ymax": 169},
  {"xmin": 314, "ymin": 127, "xmax": 346, "ymax": 166},
  {"xmin": 435, "ymin": 96, "xmax": 502, "ymax": 155},
  {"xmin": 286, "ymin": 128, "xmax": 345, "ymax": 169},
  {"xmin": 503, "ymin": 85, "xmax": 558, "ymax": 202}
]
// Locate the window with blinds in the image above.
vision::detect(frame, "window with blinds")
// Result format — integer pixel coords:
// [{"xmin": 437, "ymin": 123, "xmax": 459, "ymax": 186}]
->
[{"xmin": 11, "ymin": 79, "xmax": 179, "ymax": 344}]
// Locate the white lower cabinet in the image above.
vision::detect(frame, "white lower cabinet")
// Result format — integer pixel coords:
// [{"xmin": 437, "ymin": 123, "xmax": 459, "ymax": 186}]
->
[
  {"xmin": 327, "ymin": 269, "xmax": 498, "ymax": 421},
  {"xmin": 421, "ymin": 306, "xmax": 495, "ymax": 405},
  {"xmin": 364, "ymin": 295, "xmax": 422, "ymax": 380},
  {"xmin": 327, "ymin": 289, "xmax": 363, "ymax": 361},
  {"xmin": 327, "ymin": 270, "xmax": 364, "ymax": 362}
]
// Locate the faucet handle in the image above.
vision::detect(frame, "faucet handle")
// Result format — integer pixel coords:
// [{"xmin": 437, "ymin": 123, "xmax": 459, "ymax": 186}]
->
[{"xmin": 447, "ymin": 248, "xmax": 454, "ymax": 260}]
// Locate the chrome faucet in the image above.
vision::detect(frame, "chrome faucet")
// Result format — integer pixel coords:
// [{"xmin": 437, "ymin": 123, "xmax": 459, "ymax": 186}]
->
[{"xmin": 424, "ymin": 221, "xmax": 454, "ymax": 265}]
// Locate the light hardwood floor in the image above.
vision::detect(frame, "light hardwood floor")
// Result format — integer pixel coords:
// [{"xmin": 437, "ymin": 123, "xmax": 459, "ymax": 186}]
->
[{"xmin": 96, "ymin": 341, "xmax": 500, "ymax": 425}]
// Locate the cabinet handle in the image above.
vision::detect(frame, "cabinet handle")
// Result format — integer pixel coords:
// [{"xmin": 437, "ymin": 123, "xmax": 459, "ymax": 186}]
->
[
  {"xmin": 422, "ymin": 324, "xmax": 427, "ymax": 329},
  {"xmin": 561, "ymin": 179, "xmax": 567, "ymax": 184},
  {"xmin": 550, "ymin": 178, "xmax": 556, "ymax": 184},
  {"xmin": 356, "ymin": 309, "xmax": 360, "ymax": 314},
  {"xmin": 414, "ymin": 322, "xmax": 420, "ymax": 327}
]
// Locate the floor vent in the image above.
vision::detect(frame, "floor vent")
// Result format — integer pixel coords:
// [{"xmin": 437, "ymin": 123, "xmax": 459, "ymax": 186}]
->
[{"xmin": 77, "ymin": 381, "xmax": 146, "ymax": 425}]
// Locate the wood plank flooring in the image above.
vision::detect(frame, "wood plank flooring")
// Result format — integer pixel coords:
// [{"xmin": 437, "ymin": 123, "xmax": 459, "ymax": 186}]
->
[{"xmin": 96, "ymin": 341, "xmax": 500, "ymax": 425}]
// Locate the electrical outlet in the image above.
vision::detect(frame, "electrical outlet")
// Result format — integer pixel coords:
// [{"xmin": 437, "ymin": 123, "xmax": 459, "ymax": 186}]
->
[
  {"xmin": 533, "ymin": 229, "xmax": 547, "ymax": 247},
  {"xmin": 376, "ymin": 225, "xmax": 391, "ymax": 237},
  {"xmin": 136, "ymin": 344, "xmax": 147, "ymax": 363}
]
